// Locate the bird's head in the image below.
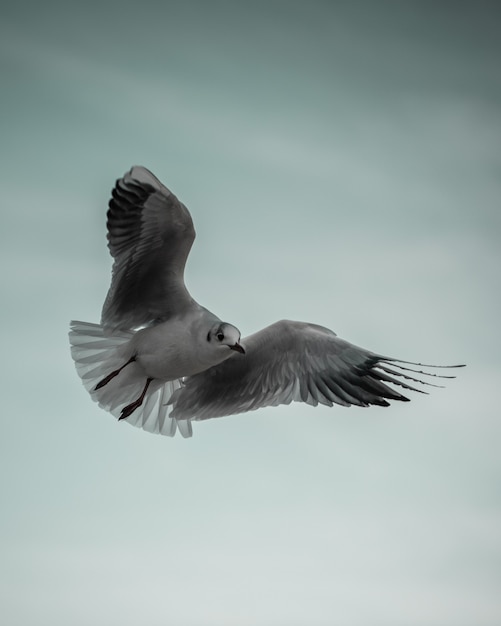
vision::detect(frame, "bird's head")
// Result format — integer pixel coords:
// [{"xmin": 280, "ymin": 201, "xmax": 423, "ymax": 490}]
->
[{"xmin": 206, "ymin": 322, "xmax": 245, "ymax": 356}]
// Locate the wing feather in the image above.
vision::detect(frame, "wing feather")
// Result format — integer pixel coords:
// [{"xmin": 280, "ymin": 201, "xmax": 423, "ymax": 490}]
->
[
  {"xmin": 101, "ymin": 166, "xmax": 196, "ymax": 331},
  {"xmin": 170, "ymin": 320, "xmax": 463, "ymax": 421}
]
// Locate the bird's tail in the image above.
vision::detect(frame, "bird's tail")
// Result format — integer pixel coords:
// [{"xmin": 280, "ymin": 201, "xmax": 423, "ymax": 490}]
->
[{"xmin": 69, "ymin": 321, "xmax": 192, "ymax": 437}]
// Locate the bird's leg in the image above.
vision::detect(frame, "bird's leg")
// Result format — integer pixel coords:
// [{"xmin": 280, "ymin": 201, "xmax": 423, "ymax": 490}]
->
[
  {"xmin": 94, "ymin": 355, "xmax": 136, "ymax": 390},
  {"xmin": 119, "ymin": 377, "xmax": 153, "ymax": 420}
]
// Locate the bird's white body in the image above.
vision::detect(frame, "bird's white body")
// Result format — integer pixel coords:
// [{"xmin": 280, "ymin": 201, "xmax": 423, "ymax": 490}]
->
[
  {"xmin": 133, "ymin": 318, "xmax": 209, "ymax": 381},
  {"xmin": 69, "ymin": 166, "xmax": 463, "ymax": 438},
  {"xmin": 131, "ymin": 311, "xmax": 242, "ymax": 380}
]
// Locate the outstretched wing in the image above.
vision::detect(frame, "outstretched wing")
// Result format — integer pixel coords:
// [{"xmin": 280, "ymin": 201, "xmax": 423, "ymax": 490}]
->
[
  {"xmin": 101, "ymin": 166, "xmax": 196, "ymax": 331},
  {"xmin": 170, "ymin": 320, "xmax": 463, "ymax": 421}
]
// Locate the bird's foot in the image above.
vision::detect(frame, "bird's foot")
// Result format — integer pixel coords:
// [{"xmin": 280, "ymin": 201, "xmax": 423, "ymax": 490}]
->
[
  {"xmin": 119, "ymin": 399, "xmax": 143, "ymax": 420},
  {"xmin": 95, "ymin": 356, "xmax": 136, "ymax": 390},
  {"xmin": 118, "ymin": 377, "xmax": 153, "ymax": 421}
]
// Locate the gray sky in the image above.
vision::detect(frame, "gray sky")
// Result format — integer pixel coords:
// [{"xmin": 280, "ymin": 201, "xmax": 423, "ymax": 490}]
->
[{"xmin": 1, "ymin": 1, "xmax": 500, "ymax": 625}]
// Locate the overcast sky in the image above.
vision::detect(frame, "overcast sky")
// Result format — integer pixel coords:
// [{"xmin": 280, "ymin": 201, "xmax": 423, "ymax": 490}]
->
[{"xmin": 1, "ymin": 1, "xmax": 500, "ymax": 625}]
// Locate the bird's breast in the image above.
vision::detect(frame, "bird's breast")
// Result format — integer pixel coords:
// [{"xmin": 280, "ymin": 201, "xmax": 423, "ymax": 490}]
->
[{"xmin": 131, "ymin": 320, "xmax": 217, "ymax": 381}]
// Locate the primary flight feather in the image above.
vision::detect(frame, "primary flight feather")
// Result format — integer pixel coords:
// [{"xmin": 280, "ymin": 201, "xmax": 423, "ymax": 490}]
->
[{"xmin": 69, "ymin": 166, "xmax": 463, "ymax": 438}]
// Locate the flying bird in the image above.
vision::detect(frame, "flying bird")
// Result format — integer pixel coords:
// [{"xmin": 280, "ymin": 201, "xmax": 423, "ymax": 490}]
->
[{"xmin": 69, "ymin": 166, "xmax": 464, "ymax": 438}]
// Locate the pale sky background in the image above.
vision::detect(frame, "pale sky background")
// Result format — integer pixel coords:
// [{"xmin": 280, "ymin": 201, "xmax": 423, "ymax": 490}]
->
[{"xmin": 1, "ymin": 1, "xmax": 500, "ymax": 625}]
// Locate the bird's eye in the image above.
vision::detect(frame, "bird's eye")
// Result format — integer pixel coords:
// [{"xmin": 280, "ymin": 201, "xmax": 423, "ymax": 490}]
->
[{"xmin": 217, "ymin": 332, "xmax": 224, "ymax": 341}]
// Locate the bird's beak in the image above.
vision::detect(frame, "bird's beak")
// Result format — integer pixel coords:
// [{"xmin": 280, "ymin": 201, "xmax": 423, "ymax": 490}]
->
[{"xmin": 230, "ymin": 342, "xmax": 245, "ymax": 354}]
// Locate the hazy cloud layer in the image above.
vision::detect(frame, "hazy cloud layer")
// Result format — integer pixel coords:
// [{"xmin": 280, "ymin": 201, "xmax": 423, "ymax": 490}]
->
[{"xmin": 1, "ymin": 1, "xmax": 500, "ymax": 625}]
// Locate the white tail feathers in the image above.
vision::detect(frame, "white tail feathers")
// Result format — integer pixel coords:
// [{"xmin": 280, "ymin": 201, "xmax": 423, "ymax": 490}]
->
[{"xmin": 69, "ymin": 321, "xmax": 192, "ymax": 438}]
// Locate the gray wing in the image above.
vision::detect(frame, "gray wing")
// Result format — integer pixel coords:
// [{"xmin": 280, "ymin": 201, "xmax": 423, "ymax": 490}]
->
[
  {"xmin": 170, "ymin": 320, "xmax": 463, "ymax": 420},
  {"xmin": 101, "ymin": 166, "xmax": 196, "ymax": 331}
]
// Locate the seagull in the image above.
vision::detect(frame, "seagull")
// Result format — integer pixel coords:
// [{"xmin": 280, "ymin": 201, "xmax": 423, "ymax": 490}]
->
[{"xmin": 69, "ymin": 166, "xmax": 464, "ymax": 438}]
